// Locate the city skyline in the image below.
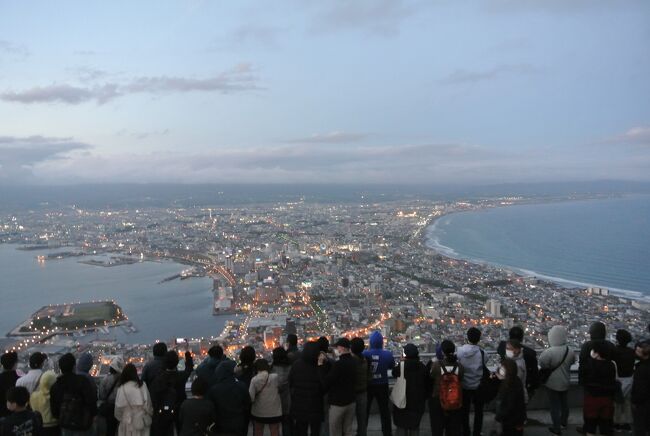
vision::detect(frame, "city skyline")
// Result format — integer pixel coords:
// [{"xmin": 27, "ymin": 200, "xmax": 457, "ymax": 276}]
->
[{"xmin": 1, "ymin": 1, "xmax": 649, "ymax": 185}]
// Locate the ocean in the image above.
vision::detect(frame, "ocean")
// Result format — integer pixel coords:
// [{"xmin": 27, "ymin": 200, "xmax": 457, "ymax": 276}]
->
[
  {"xmin": 426, "ymin": 195, "xmax": 650, "ymax": 299},
  {"xmin": 0, "ymin": 245, "xmax": 236, "ymax": 343}
]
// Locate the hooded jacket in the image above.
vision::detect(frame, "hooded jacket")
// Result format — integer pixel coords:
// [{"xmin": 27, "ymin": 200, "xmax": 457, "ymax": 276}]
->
[
  {"xmin": 30, "ymin": 370, "xmax": 58, "ymax": 428},
  {"xmin": 391, "ymin": 358, "xmax": 429, "ymax": 429},
  {"xmin": 539, "ymin": 326, "xmax": 575, "ymax": 392},
  {"xmin": 208, "ymin": 361, "xmax": 251, "ymax": 435},
  {"xmin": 195, "ymin": 356, "xmax": 227, "ymax": 388},
  {"xmin": 362, "ymin": 331, "xmax": 395, "ymax": 385},
  {"xmin": 457, "ymin": 344, "xmax": 485, "ymax": 390},
  {"xmin": 288, "ymin": 342, "xmax": 324, "ymax": 420},
  {"xmin": 578, "ymin": 321, "xmax": 615, "ymax": 386}
]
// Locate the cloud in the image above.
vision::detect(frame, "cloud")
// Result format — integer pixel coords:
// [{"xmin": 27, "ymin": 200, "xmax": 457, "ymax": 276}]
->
[
  {"xmin": 440, "ymin": 64, "xmax": 539, "ymax": 85},
  {"xmin": 601, "ymin": 126, "xmax": 650, "ymax": 147},
  {"xmin": 0, "ymin": 63, "xmax": 260, "ymax": 105},
  {"xmin": 222, "ymin": 24, "xmax": 284, "ymax": 49},
  {"xmin": 285, "ymin": 131, "xmax": 367, "ymax": 144},
  {"xmin": 0, "ymin": 40, "xmax": 30, "ymax": 57}
]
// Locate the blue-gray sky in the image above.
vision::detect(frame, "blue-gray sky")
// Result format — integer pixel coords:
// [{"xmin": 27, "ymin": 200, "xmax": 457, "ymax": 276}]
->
[{"xmin": 1, "ymin": 0, "xmax": 649, "ymax": 184}]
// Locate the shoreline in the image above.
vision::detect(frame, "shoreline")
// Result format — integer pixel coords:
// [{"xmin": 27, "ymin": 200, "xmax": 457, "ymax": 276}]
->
[{"xmin": 419, "ymin": 198, "xmax": 650, "ymax": 303}]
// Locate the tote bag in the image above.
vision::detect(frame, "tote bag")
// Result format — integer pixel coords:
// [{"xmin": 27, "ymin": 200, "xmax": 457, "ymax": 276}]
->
[{"xmin": 390, "ymin": 361, "xmax": 407, "ymax": 409}]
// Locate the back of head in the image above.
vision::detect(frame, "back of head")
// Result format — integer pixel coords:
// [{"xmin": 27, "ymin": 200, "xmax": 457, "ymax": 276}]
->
[
  {"xmin": 208, "ymin": 345, "xmax": 224, "ymax": 360},
  {"xmin": 191, "ymin": 378, "xmax": 208, "ymax": 397},
  {"xmin": 153, "ymin": 342, "xmax": 168, "ymax": 357},
  {"xmin": 592, "ymin": 340, "xmax": 610, "ymax": 359},
  {"xmin": 403, "ymin": 343, "xmax": 419, "ymax": 359},
  {"xmin": 254, "ymin": 358, "xmax": 270, "ymax": 372},
  {"xmin": 467, "ymin": 327, "xmax": 481, "ymax": 344},
  {"xmin": 76, "ymin": 352, "xmax": 93, "ymax": 374},
  {"xmin": 589, "ymin": 321, "xmax": 606, "ymax": 341},
  {"xmin": 164, "ymin": 350, "xmax": 179, "ymax": 370},
  {"xmin": 239, "ymin": 346, "xmax": 256, "ymax": 366},
  {"xmin": 272, "ymin": 347, "xmax": 289, "ymax": 365},
  {"xmin": 214, "ymin": 360, "xmax": 236, "ymax": 382},
  {"xmin": 287, "ymin": 334, "xmax": 298, "ymax": 347},
  {"xmin": 548, "ymin": 325, "xmax": 568, "ymax": 347},
  {"xmin": 119, "ymin": 363, "xmax": 140, "ymax": 386},
  {"xmin": 1, "ymin": 351, "xmax": 18, "ymax": 371},
  {"xmin": 507, "ymin": 339, "xmax": 522, "ymax": 350},
  {"xmin": 615, "ymin": 329, "xmax": 632, "ymax": 347},
  {"xmin": 441, "ymin": 339, "xmax": 456, "ymax": 358},
  {"xmin": 369, "ymin": 331, "xmax": 384, "ymax": 349},
  {"xmin": 6, "ymin": 386, "xmax": 30, "ymax": 408},
  {"xmin": 59, "ymin": 353, "xmax": 76, "ymax": 374},
  {"xmin": 317, "ymin": 337, "xmax": 330, "ymax": 353},
  {"xmin": 350, "ymin": 337, "xmax": 365, "ymax": 356},
  {"xmin": 29, "ymin": 352, "xmax": 47, "ymax": 370},
  {"xmin": 302, "ymin": 341, "xmax": 320, "ymax": 366},
  {"xmin": 509, "ymin": 326, "xmax": 524, "ymax": 342}
]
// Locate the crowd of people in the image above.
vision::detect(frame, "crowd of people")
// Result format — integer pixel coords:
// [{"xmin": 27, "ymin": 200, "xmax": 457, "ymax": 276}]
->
[{"xmin": 0, "ymin": 323, "xmax": 649, "ymax": 436}]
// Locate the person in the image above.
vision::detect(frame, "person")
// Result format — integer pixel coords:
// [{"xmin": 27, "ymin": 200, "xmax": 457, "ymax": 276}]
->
[
  {"xmin": 149, "ymin": 350, "xmax": 194, "ymax": 436},
  {"xmin": 362, "ymin": 331, "xmax": 395, "ymax": 436},
  {"xmin": 497, "ymin": 326, "xmax": 540, "ymax": 398},
  {"xmin": 50, "ymin": 353, "xmax": 97, "ymax": 436},
  {"xmin": 1, "ymin": 386, "xmax": 44, "ymax": 435},
  {"xmin": 250, "ymin": 358, "xmax": 283, "ymax": 436},
  {"xmin": 179, "ymin": 378, "xmax": 216, "ymax": 436},
  {"xmin": 317, "ymin": 337, "xmax": 334, "ymax": 436},
  {"xmin": 579, "ymin": 321, "xmax": 615, "ymax": 387},
  {"xmin": 391, "ymin": 344, "xmax": 428, "ymax": 436},
  {"xmin": 319, "ymin": 337, "xmax": 357, "ymax": 436},
  {"xmin": 99, "ymin": 357, "xmax": 124, "ymax": 436},
  {"xmin": 505, "ymin": 339, "xmax": 528, "ymax": 404},
  {"xmin": 195, "ymin": 345, "xmax": 226, "ymax": 388},
  {"xmin": 271, "ymin": 347, "xmax": 292, "ymax": 436},
  {"xmin": 613, "ymin": 329, "xmax": 635, "ymax": 432},
  {"xmin": 494, "ymin": 359, "xmax": 526, "ymax": 436},
  {"xmin": 30, "ymin": 370, "xmax": 60, "ymax": 435},
  {"xmin": 0, "ymin": 351, "xmax": 20, "ymax": 419},
  {"xmin": 114, "ymin": 363, "xmax": 153, "ymax": 436},
  {"xmin": 236, "ymin": 346, "xmax": 256, "ymax": 388},
  {"xmin": 286, "ymin": 334, "xmax": 301, "ymax": 364},
  {"xmin": 208, "ymin": 360, "xmax": 251, "ymax": 436},
  {"xmin": 539, "ymin": 325, "xmax": 575, "ymax": 435},
  {"xmin": 456, "ymin": 327, "xmax": 485, "ymax": 436},
  {"xmin": 141, "ymin": 342, "xmax": 167, "ymax": 390},
  {"xmin": 288, "ymin": 341, "xmax": 324, "ymax": 436},
  {"xmin": 428, "ymin": 339, "xmax": 464, "ymax": 436},
  {"xmin": 16, "ymin": 352, "xmax": 47, "ymax": 394},
  {"xmin": 631, "ymin": 340, "xmax": 650, "ymax": 435},
  {"xmin": 350, "ymin": 338, "xmax": 370, "ymax": 436},
  {"xmin": 583, "ymin": 341, "xmax": 617, "ymax": 436}
]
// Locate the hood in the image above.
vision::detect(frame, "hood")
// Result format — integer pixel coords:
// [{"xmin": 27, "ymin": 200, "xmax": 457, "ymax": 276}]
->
[
  {"xmin": 458, "ymin": 344, "xmax": 480, "ymax": 358},
  {"xmin": 36, "ymin": 370, "xmax": 57, "ymax": 393},
  {"xmin": 214, "ymin": 360, "xmax": 236, "ymax": 382},
  {"xmin": 301, "ymin": 342, "xmax": 320, "ymax": 366},
  {"xmin": 589, "ymin": 322, "xmax": 606, "ymax": 341},
  {"xmin": 76, "ymin": 353, "xmax": 93, "ymax": 374},
  {"xmin": 548, "ymin": 325, "xmax": 568, "ymax": 347},
  {"xmin": 369, "ymin": 331, "xmax": 384, "ymax": 349}
]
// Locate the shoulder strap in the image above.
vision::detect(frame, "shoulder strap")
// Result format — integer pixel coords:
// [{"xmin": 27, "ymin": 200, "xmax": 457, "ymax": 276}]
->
[
  {"xmin": 479, "ymin": 349, "xmax": 488, "ymax": 369},
  {"xmin": 399, "ymin": 361, "xmax": 405, "ymax": 380},
  {"xmin": 551, "ymin": 346, "xmax": 570, "ymax": 373},
  {"xmin": 256, "ymin": 373, "xmax": 270, "ymax": 396}
]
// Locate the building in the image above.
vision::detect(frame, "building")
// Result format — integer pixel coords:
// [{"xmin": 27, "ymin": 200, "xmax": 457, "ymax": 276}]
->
[{"xmin": 486, "ymin": 299, "xmax": 502, "ymax": 318}]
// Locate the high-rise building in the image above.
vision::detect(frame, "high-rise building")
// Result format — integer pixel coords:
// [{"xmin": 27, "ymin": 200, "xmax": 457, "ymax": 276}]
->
[{"xmin": 486, "ymin": 299, "xmax": 502, "ymax": 318}]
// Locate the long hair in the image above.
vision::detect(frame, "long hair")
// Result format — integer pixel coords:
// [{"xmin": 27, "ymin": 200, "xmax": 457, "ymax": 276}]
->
[
  {"xmin": 119, "ymin": 363, "xmax": 143, "ymax": 387},
  {"xmin": 499, "ymin": 358, "xmax": 519, "ymax": 390}
]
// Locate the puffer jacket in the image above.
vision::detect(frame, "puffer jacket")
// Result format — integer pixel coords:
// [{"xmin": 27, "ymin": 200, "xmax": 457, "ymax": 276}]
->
[
  {"xmin": 288, "ymin": 342, "xmax": 323, "ymax": 420},
  {"xmin": 539, "ymin": 326, "xmax": 575, "ymax": 392}
]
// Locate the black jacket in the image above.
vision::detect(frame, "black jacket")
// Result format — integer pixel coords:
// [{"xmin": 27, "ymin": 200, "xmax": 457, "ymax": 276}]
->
[
  {"xmin": 613, "ymin": 345, "xmax": 636, "ymax": 378},
  {"xmin": 584, "ymin": 358, "xmax": 617, "ymax": 397},
  {"xmin": 578, "ymin": 322, "xmax": 616, "ymax": 386},
  {"xmin": 0, "ymin": 370, "xmax": 19, "ymax": 418},
  {"xmin": 497, "ymin": 341, "xmax": 539, "ymax": 393},
  {"xmin": 495, "ymin": 377, "xmax": 526, "ymax": 428},
  {"xmin": 1, "ymin": 409, "xmax": 43, "ymax": 435},
  {"xmin": 50, "ymin": 373, "xmax": 98, "ymax": 426},
  {"xmin": 179, "ymin": 397, "xmax": 217, "ymax": 436},
  {"xmin": 319, "ymin": 353, "xmax": 357, "ymax": 406},
  {"xmin": 391, "ymin": 359, "xmax": 429, "ymax": 430},
  {"xmin": 142, "ymin": 356, "xmax": 166, "ymax": 389},
  {"xmin": 632, "ymin": 359, "xmax": 650, "ymax": 405},
  {"xmin": 208, "ymin": 361, "xmax": 251, "ymax": 435},
  {"xmin": 288, "ymin": 343, "xmax": 323, "ymax": 420},
  {"xmin": 195, "ymin": 356, "xmax": 228, "ymax": 388},
  {"xmin": 150, "ymin": 356, "xmax": 194, "ymax": 417}
]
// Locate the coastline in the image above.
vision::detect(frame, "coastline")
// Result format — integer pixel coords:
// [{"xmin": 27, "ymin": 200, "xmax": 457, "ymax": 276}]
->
[{"xmin": 420, "ymin": 198, "xmax": 650, "ymax": 303}]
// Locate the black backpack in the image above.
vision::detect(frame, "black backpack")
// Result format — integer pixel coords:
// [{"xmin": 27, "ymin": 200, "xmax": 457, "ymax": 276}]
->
[
  {"xmin": 151, "ymin": 371, "xmax": 178, "ymax": 426},
  {"xmin": 59, "ymin": 379, "xmax": 92, "ymax": 431}
]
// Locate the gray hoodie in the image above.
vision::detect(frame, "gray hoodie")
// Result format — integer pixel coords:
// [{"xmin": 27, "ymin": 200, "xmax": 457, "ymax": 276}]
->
[
  {"xmin": 539, "ymin": 326, "xmax": 575, "ymax": 392},
  {"xmin": 457, "ymin": 344, "xmax": 484, "ymax": 390}
]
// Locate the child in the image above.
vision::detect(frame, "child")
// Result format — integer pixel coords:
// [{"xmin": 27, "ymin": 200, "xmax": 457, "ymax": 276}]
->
[
  {"xmin": 179, "ymin": 378, "xmax": 217, "ymax": 436},
  {"xmin": 1, "ymin": 386, "xmax": 44, "ymax": 436}
]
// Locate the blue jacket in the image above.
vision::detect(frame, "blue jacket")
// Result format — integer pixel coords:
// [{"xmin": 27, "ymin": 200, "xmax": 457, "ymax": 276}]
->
[{"xmin": 362, "ymin": 331, "xmax": 395, "ymax": 385}]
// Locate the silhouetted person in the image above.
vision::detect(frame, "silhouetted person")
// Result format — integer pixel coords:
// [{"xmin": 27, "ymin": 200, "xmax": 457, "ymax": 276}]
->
[
  {"xmin": 289, "ymin": 341, "xmax": 323, "ymax": 436},
  {"xmin": 271, "ymin": 347, "xmax": 292, "ymax": 436},
  {"xmin": 2, "ymin": 386, "xmax": 43, "ymax": 435},
  {"xmin": 16, "ymin": 352, "xmax": 47, "ymax": 394},
  {"xmin": 632, "ymin": 340, "xmax": 650, "ymax": 435},
  {"xmin": 0, "ymin": 351, "xmax": 19, "ymax": 419},
  {"xmin": 208, "ymin": 360, "xmax": 251, "ymax": 436},
  {"xmin": 457, "ymin": 327, "xmax": 485, "ymax": 436},
  {"xmin": 319, "ymin": 338, "xmax": 357, "ymax": 436},
  {"xmin": 115, "ymin": 363, "xmax": 153, "ymax": 435},
  {"xmin": 286, "ymin": 334, "xmax": 301, "ymax": 364},
  {"xmin": 250, "ymin": 358, "xmax": 282, "ymax": 436},
  {"xmin": 235, "ymin": 346, "xmax": 256, "ymax": 388},
  {"xmin": 50, "ymin": 353, "xmax": 97, "ymax": 435},
  {"xmin": 613, "ymin": 329, "xmax": 635, "ymax": 432},
  {"xmin": 149, "ymin": 350, "xmax": 193, "ymax": 436},
  {"xmin": 350, "ymin": 337, "xmax": 370, "ymax": 436},
  {"xmin": 30, "ymin": 370, "xmax": 59, "ymax": 436},
  {"xmin": 141, "ymin": 342, "xmax": 168, "ymax": 389},
  {"xmin": 179, "ymin": 378, "xmax": 216, "ymax": 436},
  {"xmin": 494, "ymin": 359, "xmax": 526, "ymax": 436},
  {"xmin": 391, "ymin": 344, "xmax": 428, "ymax": 436},
  {"xmin": 583, "ymin": 341, "xmax": 617, "ymax": 436},
  {"xmin": 428, "ymin": 340, "xmax": 464, "ymax": 436},
  {"xmin": 497, "ymin": 326, "xmax": 539, "ymax": 398}
]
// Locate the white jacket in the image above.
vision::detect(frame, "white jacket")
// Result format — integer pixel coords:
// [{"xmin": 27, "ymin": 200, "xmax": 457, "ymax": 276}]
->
[{"xmin": 115, "ymin": 381, "xmax": 153, "ymax": 436}]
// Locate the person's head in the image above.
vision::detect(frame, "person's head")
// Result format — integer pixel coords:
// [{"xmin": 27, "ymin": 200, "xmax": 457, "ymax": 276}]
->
[
  {"xmin": 1, "ymin": 352, "xmax": 18, "ymax": 371},
  {"xmin": 153, "ymin": 342, "xmax": 168, "ymax": 358},
  {"xmin": 635, "ymin": 340, "xmax": 650, "ymax": 360},
  {"xmin": 208, "ymin": 345, "xmax": 224, "ymax": 360},
  {"xmin": 440, "ymin": 340, "xmax": 456, "ymax": 359},
  {"xmin": 119, "ymin": 363, "xmax": 142, "ymax": 387},
  {"xmin": 350, "ymin": 337, "xmax": 365, "ymax": 356},
  {"xmin": 403, "ymin": 343, "xmax": 419, "ymax": 359},
  {"xmin": 333, "ymin": 337, "xmax": 351, "ymax": 356},
  {"xmin": 254, "ymin": 358, "xmax": 270, "ymax": 373},
  {"xmin": 58, "ymin": 353, "xmax": 76, "ymax": 374},
  {"xmin": 615, "ymin": 329, "xmax": 632, "ymax": 347},
  {"xmin": 508, "ymin": 326, "xmax": 524, "ymax": 342},
  {"xmin": 109, "ymin": 357, "xmax": 125, "ymax": 375},
  {"xmin": 317, "ymin": 336, "xmax": 330, "ymax": 353},
  {"xmin": 589, "ymin": 321, "xmax": 607, "ymax": 341},
  {"xmin": 239, "ymin": 346, "xmax": 256, "ymax": 366},
  {"xmin": 467, "ymin": 327, "xmax": 481, "ymax": 345},
  {"xmin": 506, "ymin": 339, "xmax": 522, "ymax": 358},
  {"xmin": 591, "ymin": 340, "xmax": 609, "ymax": 360},
  {"xmin": 76, "ymin": 352, "xmax": 93, "ymax": 374},
  {"xmin": 191, "ymin": 378, "xmax": 208, "ymax": 398},
  {"xmin": 164, "ymin": 351, "xmax": 180, "ymax": 370},
  {"xmin": 548, "ymin": 325, "xmax": 568, "ymax": 347},
  {"xmin": 29, "ymin": 352, "xmax": 47, "ymax": 370},
  {"xmin": 5, "ymin": 386, "xmax": 30, "ymax": 412},
  {"xmin": 272, "ymin": 347, "xmax": 289, "ymax": 365},
  {"xmin": 498, "ymin": 358, "xmax": 519, "ymax": 384},
  {"xmin": 286, "ymin": 334, "xmax": 298, "ymax": 348},
  {"xmin": 301, "ymin": 341, "xmax": 320, "ymax": 366}
]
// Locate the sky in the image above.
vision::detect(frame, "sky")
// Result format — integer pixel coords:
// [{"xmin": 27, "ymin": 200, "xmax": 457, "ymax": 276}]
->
[{"xmin": 1, "ymin": 0, "xmax": 649, "ymax": 185}]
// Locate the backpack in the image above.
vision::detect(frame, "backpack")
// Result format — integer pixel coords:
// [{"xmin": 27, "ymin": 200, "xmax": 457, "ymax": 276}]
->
[
  {"xmin": 439, "ymin": 365, "xmax": 462, "ymax": 411},
  {"xmin": 59, "ymin": 381, "xmax": 92, "ymax": 431},
  {"xmin": 151, "ymin": 371, "xmax": 178, "ymax": 426}
]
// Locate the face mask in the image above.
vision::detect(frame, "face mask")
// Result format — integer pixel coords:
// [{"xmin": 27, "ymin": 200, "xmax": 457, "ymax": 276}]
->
[
  {"xmin": 590, "ymin": 350, "xmax": 599, "ymax": 360},
  {"xmin": 334, "ymin": 349, "xmax": 341, "ymax": 357},
  {"xmin": 505, "ymin": 350, "xmax": 515, "ymax": 359},
  {"xmin": 497, "ymin": 367, "xmax": 506, "ymax": 380}
]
